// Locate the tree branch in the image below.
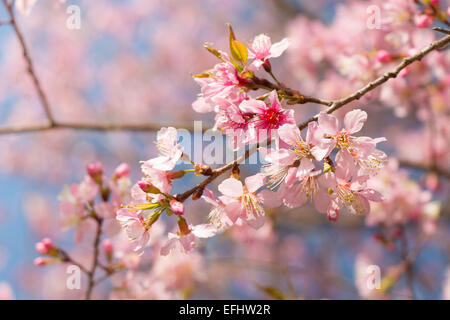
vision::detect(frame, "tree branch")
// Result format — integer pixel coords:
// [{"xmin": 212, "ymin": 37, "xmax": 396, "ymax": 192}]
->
[
  {"xmin": 399, "ymin": 160, "xmax": 450, "ymax": 180},
  {"xmin": 177, "ymin": 31, "xmax": 450, "ymax": 202},
  {"xmin": 3, "ymin": 0, "xmax": 54, "ymax": 125},
  {"xmin": 84, "ymin": 216, "xmax": 103, "ymax": 300},
  {"xmin": 0, "ymin": 121, "xmax": 196, "ymax": 134}
]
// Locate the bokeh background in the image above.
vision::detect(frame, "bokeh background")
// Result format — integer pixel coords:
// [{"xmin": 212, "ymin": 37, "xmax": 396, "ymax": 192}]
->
[{"xmin": 0, "ymin": 0, "xmax": 449, "ymax": 299}]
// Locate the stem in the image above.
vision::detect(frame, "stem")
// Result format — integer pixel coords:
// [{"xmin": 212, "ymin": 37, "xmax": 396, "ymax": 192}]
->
[{"xmin": 84, "ymin": 216, "xmax": 103, "ymax": 300}]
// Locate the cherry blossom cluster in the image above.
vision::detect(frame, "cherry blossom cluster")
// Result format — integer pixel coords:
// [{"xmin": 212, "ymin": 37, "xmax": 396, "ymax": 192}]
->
[
  {"xmin": 115, "ymin": 27, "xmax": 389, "ymax": 258},
  {"xmin": 33, "ymin": 162, "xmax": 207, "ymax": 299}
]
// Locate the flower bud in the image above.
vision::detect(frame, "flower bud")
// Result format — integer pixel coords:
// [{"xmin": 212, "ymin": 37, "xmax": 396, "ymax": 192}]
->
[
  {"xmin": 166, "ymin": 170, "xmax": 186, "ymax": 180},
  {"xmin": 447, "ymin": 6, "xmax": 450, "ymax": 17},
  {"xmin": 262, "ymin": 59, "xmax": 272, "ymax": 73},
  {"xmin": 429, "ymin": 0, "xmax": 439, "ymax": 6},
  {"xmin": 375, "ymin": 50, "xmax": 392, "ymax": 63},
  {"xmin": 170, "ymin": 199, "xmax": 185, "ymax": 215},
  {"xmin": 414, "ymin": 14, "xmax": 433, "ymax": 28},
  {"xmin": 138, "ymin": 181, "xmax": 160, "ymax": 194},
  {"xmin": 86, "ymin": 162, "xmax": 104, "ymax": 183},
  {"xmin": 34, "ymin": 257, "xmax": 51, "ymax": 266},
  {"xmin": 41, "ymin": 238, "xmax": 53, "ymax": 250},
  {"xmin": 114, "ymin": 163, "xmax": 130, "ymax": 179},
  {"xmin": 102, "ymin": 239, "xmax": 114, "ymax": 260},
  {"xmin": 35, "ymin": 242, "xmax": 48, "ymax": 254}
]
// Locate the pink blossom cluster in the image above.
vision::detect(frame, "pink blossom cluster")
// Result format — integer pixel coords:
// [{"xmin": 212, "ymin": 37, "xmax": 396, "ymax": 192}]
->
[
  {"xmin": 58, "ymin": 162, "xmax": 131, "ymax": 243},
  {"xmin": 365, "ymin": 158, "xmax": 440, "ymax": 234},
  {"xmin": 192, "ymin": 31, "xmax": 293, "ymax": 149},
  {"xmin": 117, "ymin": 127, "xmax": 217, "ymax": 256},
  {"xmin": 286, "ymin": 0, "xmax": 450, "ymax": 120}
]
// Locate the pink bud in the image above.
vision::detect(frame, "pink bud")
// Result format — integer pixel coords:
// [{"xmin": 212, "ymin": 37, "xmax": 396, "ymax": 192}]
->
[
  {"xmin": 114, "ymin": 163, "xmax": 130, "ymax": 179},
  {"xmin": 375, "ymin": 50, "xmax": 392, "ymax": 63},
  {"xmin": 430, "ymin": 0, "xmax": 439, "ymax": 6},
  {"xmin": 86, "ymin": 162, "xmax": 104, "ymax": 177},
  {"xmin": 35, "ymin": 242, "xmax": 48, "ymax": 254},
  {"xmin": 41, "ymin": 238, "xmax": 53, "ymax": 250},
  {"xmin": 102, "ymin": 239, "xmax": 114, "ymax": 255},
  {"xmin": 138, "ymin": 181, "xmax": 160, "ymax": 194},
  {"xmin": 447, "ymin": 6, "xmax": 450, "ymax": 17},
  {"xmin": 414, "ymin": 14, "xmax": 433, "ymax": 28},
  {"xmin": 170, "ymin": 199, "xmax": 184, "ymax": 215},
  {"xmin": 399, "ymin": 66, "xmax": 409, "ymax": 78},
  {"xmin": 34, "ymin": 257, "xmax": 48, "ymax": 266}
]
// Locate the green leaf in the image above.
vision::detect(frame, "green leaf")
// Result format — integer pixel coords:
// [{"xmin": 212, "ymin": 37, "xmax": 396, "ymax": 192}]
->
[
  {"xmin": 203, "ymin": 43, "xmax": 224, "ymax": 61},
  {"xmin": 230, "ymin": 39, "xmax": 248, "ymax": 65},
  {"xmin": 255, "ymin": 284, "xmax": 289, "ymax": 300}
]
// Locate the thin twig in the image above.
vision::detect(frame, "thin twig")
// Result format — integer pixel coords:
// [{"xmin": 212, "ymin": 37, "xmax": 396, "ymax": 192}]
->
[
  {"xmin": 177, "ymin": 33, "xmax": 450, "ymax": 202},
  {"xmin": 84, "ymin": 216, "xmax": 103, "ymax": 300},
  {"xmin": 3, "ymin": 0, "xmax": 54, "ymax": 125},
  {"xmin": 399, "ymin": 159, "xmax": 450, "ymax": 180},
  {"xmin": 0, "ymin": 121, "xmax": 196, "ymax": 134}
]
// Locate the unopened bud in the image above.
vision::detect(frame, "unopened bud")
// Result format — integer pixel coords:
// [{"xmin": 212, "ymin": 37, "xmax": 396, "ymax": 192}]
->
[
  {"xmin": 138, "ymin": 181, "xmax": 161, "ymax": 194},
  {"xmin": 170, "ymin": 199, "xmax": 185, "ymax": 215},
  {"xmin": 429, "ymin": 0, "xmax": 439, "ymax": 6},
  {"xmin": 414, "ymin": 14, "xmax": 433, "ymax": 28},
  {"xmin": 34, "ymin": 257, "xmax": 52, "ymax": 266},
  {"xmin": 35, "ymin": 242, "xmax": 48, "ymax": 255},
  {"xmin": 102, "ymin": 239, "xmax": 114, "ymax": 260},
  {"xmin": 166, "ymin": 170, "xmax": 186, "ymax": 180},
  {"xmin": 375, "ymin": 50, "xmax": 392, "ymax": 63},
  {"xmin": 262, "ymin": 59, "xmax": 271, "ymax": 73},
  {"xmin": 114, "ymin": 163, "xmax": 130, "ymax": 179}
]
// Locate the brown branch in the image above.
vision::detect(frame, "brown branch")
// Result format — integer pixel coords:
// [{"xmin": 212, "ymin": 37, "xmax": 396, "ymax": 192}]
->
[
  {"xmin": 399, "ymin": 160, "xmax": 450, "ymax": 180},
  {"xmin": 177, "ymin": 32, "xmax": 450, "ymax": 202},
  {"xmin": 3, "ymin": 0, "xmax": 54, "ymax": 125},
  {"xmin": 0, "ymin": 121, "xmax": 196, "ymax": 134},
  {"xmin": 297, "ymin": 32, "xmax": 450, "ymax": 130},
  {"xmin": 85, "ymin": 216, "xmax": 103, "ymax": 300},
  {"xmin": 59, "ymin": 250, "xmax": 90, "ymax": 275}
]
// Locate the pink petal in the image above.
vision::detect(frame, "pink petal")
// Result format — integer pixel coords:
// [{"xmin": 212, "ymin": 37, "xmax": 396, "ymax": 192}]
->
[
  {"xmin": 218, "ymin": 178, "xmax": 244, "ymax": 198},
  {"xmin": 239, "ymin": 99, "xmax": 267, "ymax": 114},
  {"xmin": 318, "ymin": 112, "xmax": 339, "ymax": 135},
  {"xmin": 192, "ymin": 97, "xmax": 214, "ymax": 113},
  {"xmin": 191, "ymin": 224, "xmax": 217, "ymax": 238},
  {"xmin": 269, "ymin": 38, "xmax": 291, "ymax": 58},
  {"xmin": 343, "ymin": 109, "xmax": 367, "ymax": 133},
  {"xmin": 278, "ymin": 123, "xmax": 301, "ymax": 146},
  {"xmin": 245, "ymin": 173, "xmax": 266, "ymax": 193}
]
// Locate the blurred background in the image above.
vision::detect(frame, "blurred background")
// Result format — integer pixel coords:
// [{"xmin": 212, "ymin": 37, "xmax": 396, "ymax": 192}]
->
[{"xmin": 0, "ymin": 0, "xmax": 449, "ymax": 299}]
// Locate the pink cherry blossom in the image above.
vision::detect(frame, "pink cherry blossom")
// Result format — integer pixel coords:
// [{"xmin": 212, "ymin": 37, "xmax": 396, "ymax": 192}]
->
[
  {"xmin": 143, "ymin": 127, "xmax": 185, "ymax": 171},
  {"xmin": 239, "ymin": 90, "xmax": 295, "ymax": 142},
  {"xmin": 116, "ymin": 208, "xmax": 151, "ymax": 255},
  {"xmin": 315, "ymin": 109, "xmax": 387, "ymax": 174},
  {"xmin": 201, "ymin": 188, "xmax": 234, "ymax": 229},
  {"xmin": 192, "ymin": 60, "xmax": 241, "ymax": 113},
  {"xmin": 248, "ymin": 34, "xmax": 290, "ymax": 70},
  {"xmin": 169, "ymin": 199, "xmax": 184, "ymax": 215},
  {"xmin": 316, "ymin": 152, "xmax": 383, "ymax": 221},
  {"xmin": 160, "ymin": 224, "xmax": 216, "ymax": 256},
  {"xmin": 217, "ymin": 174, "xmax": 266, "ymax": 229}
]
